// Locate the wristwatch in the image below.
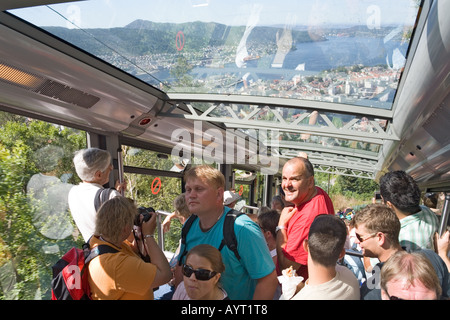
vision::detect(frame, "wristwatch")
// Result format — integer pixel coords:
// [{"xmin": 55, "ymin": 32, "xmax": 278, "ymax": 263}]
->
[{"xmin": 275, "ymin": 226, "xmax": 286, "ymax": 233}]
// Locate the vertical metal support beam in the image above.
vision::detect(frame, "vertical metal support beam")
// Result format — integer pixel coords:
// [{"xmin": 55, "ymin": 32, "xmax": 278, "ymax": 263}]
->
[
  {"xmin": 220, "ymin": 164, "xmax": 233, "ymax": 191},
  {"xmin": 157, "ymin": 213, "xmax": 165, "ymax": 252},
  {"xmin": 231, "ymin": 171, "xmax": 236, "ymax": 191},
  {"xmin": 105, "ymin": 134, "xmax": 121, "ymax": 189},
  {"xmin": 264, "ymin": 174, "xmax": 274, "ymax": 207},
  {"xmin": 117, "ymin": 148, "xmax": 124, "ymax": 196}
]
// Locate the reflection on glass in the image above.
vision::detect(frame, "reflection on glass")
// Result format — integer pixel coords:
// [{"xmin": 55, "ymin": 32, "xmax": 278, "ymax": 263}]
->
[
  {"xmin": 189, "ymin": 101, "xmax": 386, "ymax": 153},
  {"xmin": 9, "ymin": 0, "xmax": 421, "ymax": 110}
]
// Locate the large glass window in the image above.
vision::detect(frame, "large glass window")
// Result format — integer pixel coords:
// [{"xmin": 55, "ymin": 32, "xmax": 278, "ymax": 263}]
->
[
  {"xmin": 0, "ymin": 111, "xmax": 86, "ymax": 299},
  {"xmin": 9, "ymin": 0, "xmax": 422, "ymax": 110},
  {"xmin": 121, "ymin": 146, "xmax": 184, "ymax": 253}
]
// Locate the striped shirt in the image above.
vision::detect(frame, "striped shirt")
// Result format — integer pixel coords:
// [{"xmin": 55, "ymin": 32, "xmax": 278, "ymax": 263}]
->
[{"xmin": 399, "ymin": 205, "xmax": 439, "ymax": 252}]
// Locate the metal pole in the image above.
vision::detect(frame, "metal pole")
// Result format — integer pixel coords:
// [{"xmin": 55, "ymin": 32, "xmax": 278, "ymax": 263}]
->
[
  {"xmin": 117, "ymin": 148, "xmax": 124, "ymax": 196},
  {"xmin": 156, "ymin": 210, "xmax": 172, "ymax": 251},
  {"xmin": 439, "ymin": 193, "xmax": 450, "ymax": 236}
]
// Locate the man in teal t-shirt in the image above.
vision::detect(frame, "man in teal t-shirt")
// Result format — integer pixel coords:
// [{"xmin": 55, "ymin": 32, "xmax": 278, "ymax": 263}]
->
[{"xmin": 175, "ymin": 165, "xmax": 277, "ymax": 300}]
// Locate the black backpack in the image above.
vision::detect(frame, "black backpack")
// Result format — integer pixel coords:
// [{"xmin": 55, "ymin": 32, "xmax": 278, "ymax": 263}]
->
[
  {"xmin": 178, "ymin": 209, "xmax": 244, "ymax": 265},
  {"xmin": 94, "ymin": 188, "xmax": 115, "ymax": 211}
]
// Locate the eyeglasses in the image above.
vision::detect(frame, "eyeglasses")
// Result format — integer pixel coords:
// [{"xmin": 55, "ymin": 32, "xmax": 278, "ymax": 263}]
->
[
  {"xmin": 182, "ymin": 264, "xmax": 217, "ymax": 281},
  {"xmin": 355, "ymin": 232, "xmax": 377, "ymax": 242}
]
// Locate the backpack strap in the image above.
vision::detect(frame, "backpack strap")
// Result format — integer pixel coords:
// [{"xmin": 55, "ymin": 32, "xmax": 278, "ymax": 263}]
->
[
  {"xmin": 178, "ymin": 209, "xmax": 244, "ymax": 265},
  {"xmin": 178, "ymin": 214, "xmax": 198, "ymax": 266},
  {"xmin": 218, "ymin": 209, "xmax": 244, "ymax": 261},
  {"xmin": 94, "ymin": 188, "xmax": 114, "ymax": 212},
  {"xmin": 80, "ymin": 239, "xmax": 119, "ymax": 281},
  {"xmin": 84, "ymin": 244, "xmax": 119, "ymax": 264}
]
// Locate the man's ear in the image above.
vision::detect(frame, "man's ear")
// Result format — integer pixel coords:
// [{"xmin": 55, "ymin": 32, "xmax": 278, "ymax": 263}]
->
[
  {"xmin": 385, "ymin": 200, "xmax": 394, "ymax": 209},
  {"xmin": 303, "ymin": 239, "xmax": 309, "ymax": 253},
  {"xmin": 338, "ymin": 247, "xmax": 346, "ymax": 260},
  {"xmin": 217, "ymin": 187, "xmax": 224, "ymax": 202},
  {"xmin": 91, "ymin": 170, "xmax": 103, "ymax": 184}
]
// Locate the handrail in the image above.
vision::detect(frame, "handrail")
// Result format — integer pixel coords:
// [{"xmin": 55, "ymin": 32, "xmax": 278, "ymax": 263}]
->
[
  {"xmin": 345, "ymin": 249, "xmax": 364, "ymax": 259},
  {"xmin": 240, "ymin": 205, "xmax": 259, "ymax": 214},
  {"xmin": 155, "ymin": 210, "xmax": 172, "ymax": 252},
  {"xmin": 439, "ymin": 193, "xmax": 450, "ymax": 236}
]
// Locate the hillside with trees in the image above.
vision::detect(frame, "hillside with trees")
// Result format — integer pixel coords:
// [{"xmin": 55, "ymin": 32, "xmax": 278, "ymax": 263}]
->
[{"xmin": 44, "ymin": 19, "xmax": 325, "ymax": 57}]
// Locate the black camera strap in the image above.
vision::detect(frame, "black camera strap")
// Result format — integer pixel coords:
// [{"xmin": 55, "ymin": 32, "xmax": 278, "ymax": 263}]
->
[{"xmin": 132, "ymin": 226, "xmax": 151, "ymax": 263}]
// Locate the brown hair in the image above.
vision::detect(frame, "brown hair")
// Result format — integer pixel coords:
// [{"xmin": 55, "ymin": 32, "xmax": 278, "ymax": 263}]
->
[
  {"xmin": 186, "ymin": 244, "xmax": 225, "ymax": 274},
  {"xmin": 353, "ymin": 204, "xmax": 400, "ymax": 245},
  {"xmin": 307, "ymin": 214, "xmax": 347, "ymax": 267}
]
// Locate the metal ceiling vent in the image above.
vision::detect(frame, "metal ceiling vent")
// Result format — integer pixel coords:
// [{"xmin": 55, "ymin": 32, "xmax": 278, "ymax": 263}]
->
[{"xmin": 0, "ymin": 60, "xmax": 100, "ymax": 109}]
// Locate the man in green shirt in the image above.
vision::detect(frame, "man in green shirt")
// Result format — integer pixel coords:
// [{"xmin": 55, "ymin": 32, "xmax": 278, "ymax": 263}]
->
[{"xmin": 379, "ymin": 170, "xmax": 439, "ymax": 252}]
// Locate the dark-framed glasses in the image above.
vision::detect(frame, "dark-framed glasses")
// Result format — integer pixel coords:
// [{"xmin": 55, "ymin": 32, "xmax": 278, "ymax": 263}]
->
[{"xmin": 182, "ymin": 264, "xmax": 217, "ymax": 281}]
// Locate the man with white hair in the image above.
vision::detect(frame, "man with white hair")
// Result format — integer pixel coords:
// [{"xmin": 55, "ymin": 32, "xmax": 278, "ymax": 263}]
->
[{"xmin": 68, "ymin": 148, "xmax": 126, "ymax": 241}]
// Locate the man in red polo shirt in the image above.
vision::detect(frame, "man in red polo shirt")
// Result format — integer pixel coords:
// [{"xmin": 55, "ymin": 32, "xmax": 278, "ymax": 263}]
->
[{"xmin": 276, "ymin": 156, "xmax": 334, "ymax": 280}]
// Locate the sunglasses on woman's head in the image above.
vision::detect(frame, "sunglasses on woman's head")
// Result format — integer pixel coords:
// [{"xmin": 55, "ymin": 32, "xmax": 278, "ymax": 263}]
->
[{"xmin": 182, "ymin": 264, "xmax": 217, "ymax": 281}]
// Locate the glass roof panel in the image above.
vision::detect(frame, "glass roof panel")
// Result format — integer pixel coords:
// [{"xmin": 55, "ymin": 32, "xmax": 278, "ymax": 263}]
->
[{"xmin": 9, "ymin": 0, "xmax": 421, "ymax": 110}]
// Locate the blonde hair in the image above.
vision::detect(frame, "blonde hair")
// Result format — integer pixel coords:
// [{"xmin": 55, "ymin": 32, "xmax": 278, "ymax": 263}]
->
[
  {"xmin": 95, "ymin": 196, "xmax": 137, "ymax": 244},
  {"xmin": 184, "ymin": 165, "xmax": 225, "ymax": 190},
  {"xmin": 381, "ymin": 251, "xmax": 442, "ymax": 298}
]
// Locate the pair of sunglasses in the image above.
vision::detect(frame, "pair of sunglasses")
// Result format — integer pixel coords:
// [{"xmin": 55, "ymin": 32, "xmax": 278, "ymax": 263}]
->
[
  {"xmin": 182, "ymin": 264, "xmax": 217, "ymax": 281},
  {"xmin": 355, "ymin": 232, "xmax": 377, "ymax": 242}
]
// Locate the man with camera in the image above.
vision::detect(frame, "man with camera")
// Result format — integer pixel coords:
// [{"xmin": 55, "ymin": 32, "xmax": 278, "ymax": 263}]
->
[{"xmin": 132, "ymin": 206, "xmax": 156, "ymax": 262}]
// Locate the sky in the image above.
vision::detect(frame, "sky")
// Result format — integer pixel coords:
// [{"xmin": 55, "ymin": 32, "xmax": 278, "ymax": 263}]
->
[{"xmin": 10, "ymin": 0, "xmax": 420, "ymax": 29}]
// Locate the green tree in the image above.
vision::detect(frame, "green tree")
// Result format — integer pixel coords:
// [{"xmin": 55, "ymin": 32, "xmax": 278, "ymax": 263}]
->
[{"xmin": 0, "ymin": 113, "xmax": 86, "ymax": 299}]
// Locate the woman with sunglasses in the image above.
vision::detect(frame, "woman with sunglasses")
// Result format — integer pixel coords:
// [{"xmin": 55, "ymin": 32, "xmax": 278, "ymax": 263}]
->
[{"xmin": 173, "ymin": 244, "xmax": 228, "ymax": 300}]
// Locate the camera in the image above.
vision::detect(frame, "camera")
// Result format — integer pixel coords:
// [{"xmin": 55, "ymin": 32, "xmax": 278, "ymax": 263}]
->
[{"xmin": 134, "ymin": 206, "xmax": 155, "ymax": 226}]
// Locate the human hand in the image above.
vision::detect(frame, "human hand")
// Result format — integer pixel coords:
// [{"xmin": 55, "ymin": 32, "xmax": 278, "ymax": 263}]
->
[
  {"xmin": 279, "ymin": 206, "xmax": 296, "ymax": 228},
  {"xmin": 435, "ymin": 230, "xmax": 450, "ymax": 257},
  {"xmin": 162, "ymin": 212, "xmax": 176, "ymax": 233},
  {"xmin": 141, "ymin": 211, "xmax": 157, "ymax": 236},
  {"xmin": 115, "ymin": 179, "xmax": 127, "ymax": 194}
]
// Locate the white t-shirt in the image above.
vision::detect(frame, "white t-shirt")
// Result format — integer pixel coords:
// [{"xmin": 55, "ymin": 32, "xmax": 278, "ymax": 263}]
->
[
  {"xmin": 68, "ymin": 182, "xmax": 120, "ymax": 241},
  {"xmin": 291, "ymin": 265, "xmax": 360, "ymax": 300}
]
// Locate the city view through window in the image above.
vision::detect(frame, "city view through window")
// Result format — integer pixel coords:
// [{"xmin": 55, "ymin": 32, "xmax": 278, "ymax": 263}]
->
[{"xmin": 11, "ymin": 0, "xmax": 421, "ymax": 110}]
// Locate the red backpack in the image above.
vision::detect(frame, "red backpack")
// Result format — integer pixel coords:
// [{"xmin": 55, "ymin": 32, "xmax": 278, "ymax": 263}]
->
[{"xmin": 51, "ymin": 242, "xmax": 118, "ymax": 300}]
